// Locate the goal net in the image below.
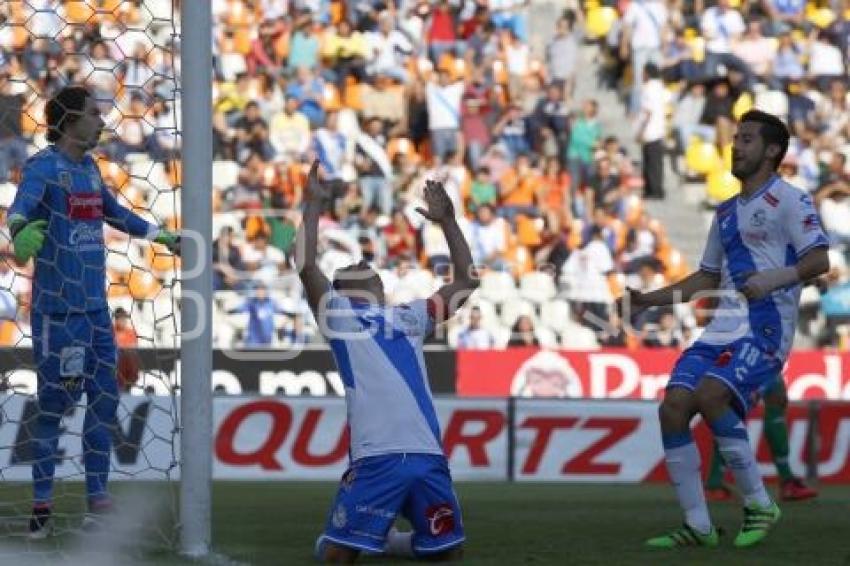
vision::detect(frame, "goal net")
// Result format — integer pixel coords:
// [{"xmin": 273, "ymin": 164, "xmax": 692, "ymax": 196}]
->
[{"xmin": 0, "ymin": 1, "xmax": 185, "ymax": 560}]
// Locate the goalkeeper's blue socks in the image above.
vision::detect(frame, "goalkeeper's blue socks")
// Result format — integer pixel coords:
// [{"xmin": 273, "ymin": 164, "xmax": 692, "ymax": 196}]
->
[
  {"xmin": 82, "ymin": 384, "xmax": 119, "ymax": 505},
  {"xmin": 32, "ymin": 409, "xmax": 63, "ymax": 505},
  {"xmin": 662, "ymin": 431, "xmax": 713, "ymax": 534}
]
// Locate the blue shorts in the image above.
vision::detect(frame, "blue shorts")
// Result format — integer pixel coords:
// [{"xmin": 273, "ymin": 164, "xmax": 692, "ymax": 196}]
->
[
  {"xmin": 318, "ymin": 453, "xmax": 465, "ymax": 556},
  {"xmin": 667, "ymin": 338, "xmax": 783, "ymax": 415}
]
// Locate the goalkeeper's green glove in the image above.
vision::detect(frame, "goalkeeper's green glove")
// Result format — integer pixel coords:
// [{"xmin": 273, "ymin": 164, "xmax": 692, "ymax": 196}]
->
[
  {"xmin": 154, "ymin": 229, "xmax": 181, "ymax": 256},
  {"xmin": 11, "ymin": 219, "xmax": 48, "ymax": 263}
]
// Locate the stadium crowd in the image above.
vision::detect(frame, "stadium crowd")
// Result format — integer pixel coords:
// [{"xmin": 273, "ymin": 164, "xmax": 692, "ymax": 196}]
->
[{"xmin": 0, "ymin": 0, "xmax": 848, "ymax": 350}]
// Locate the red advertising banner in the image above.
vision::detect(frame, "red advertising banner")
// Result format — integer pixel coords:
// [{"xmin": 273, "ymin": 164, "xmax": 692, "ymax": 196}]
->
[
  {"xmin": 457, "ymin": 348, "xmax": 850, "ymax": 401},
  {"xmin": 1, "ymin": 395, "xmax": 847, "ymax": 483}
]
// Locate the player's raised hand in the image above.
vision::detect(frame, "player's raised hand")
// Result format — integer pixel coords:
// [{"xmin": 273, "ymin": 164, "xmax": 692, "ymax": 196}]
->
[
  {"xmin": 416, "ymin": 179, "xmax": 455, "ymax": 223},
  {"xmin": 155, "ymin": 229, "xmax": 181, "ymax": 256},
  {"xmin": 305, "ymin": 160, "xmax": 330, "ymax": 204}
]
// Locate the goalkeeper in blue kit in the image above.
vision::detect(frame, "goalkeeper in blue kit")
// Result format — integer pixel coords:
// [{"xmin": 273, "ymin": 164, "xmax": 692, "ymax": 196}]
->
[{"xmin": 7, "ymin": 86, "xmax": 180, "ymax": 538}]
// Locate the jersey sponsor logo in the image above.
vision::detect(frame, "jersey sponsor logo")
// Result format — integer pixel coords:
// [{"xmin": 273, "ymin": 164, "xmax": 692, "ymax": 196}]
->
[
  {"xmin": 67, "ymin": 193, "xmax": 103, "ymax": 220},
  {"xmin": 743, "ymin": 230, "xmax": 768, "ymax": 244},
  {"xmin": 426, "ymin": 503, "xmax": 455, "ymax": 536},
  {"xmin": 69, "ymin": 222, "xmax": 104, "ymax": 251},
  {"xmin": 59, "ymin": 346, "xmax": 86, "ymax": 377}
]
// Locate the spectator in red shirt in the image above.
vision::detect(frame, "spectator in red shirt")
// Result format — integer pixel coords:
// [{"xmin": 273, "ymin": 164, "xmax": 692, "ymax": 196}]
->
[
  {"xmin": 428, "ymin": 0, "xmax": 457, "ymax": 62},
  {"xmin": 383, "ymin": 209, "xmax": 417, "ymax": 262}
]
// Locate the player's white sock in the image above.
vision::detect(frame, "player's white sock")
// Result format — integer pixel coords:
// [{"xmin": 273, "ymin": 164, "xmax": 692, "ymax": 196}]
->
[
  {"xmin": 710, "ymin": 409, "xmax": 772, "ymax": 508},
  {"xmin": 663, "ymin": 432, "xmax": 712, "ymax": 534},
  {"xmin": 384, "ymin": 526, "xmax": 414, "ymax": 557}
]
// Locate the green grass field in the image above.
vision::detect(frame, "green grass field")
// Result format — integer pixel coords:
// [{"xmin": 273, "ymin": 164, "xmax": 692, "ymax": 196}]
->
[{"xmin": 0, "ymin": 483, "xmax": 847, "ymax": 565}]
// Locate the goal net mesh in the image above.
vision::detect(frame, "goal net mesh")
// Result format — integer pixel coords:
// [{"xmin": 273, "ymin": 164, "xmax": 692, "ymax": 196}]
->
[{"xmin": 0, "ymin": 0, "xmax": 182, "ymax": 559}]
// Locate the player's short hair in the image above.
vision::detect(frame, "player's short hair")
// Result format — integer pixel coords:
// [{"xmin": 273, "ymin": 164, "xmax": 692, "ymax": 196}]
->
[
  {"xmin": 46, "ymin": 85, "xmax": 92, "ymax": 143},
  {"xmin": 332, "ymin": 260, "xmax": 381, "ymax": 292},
  {"xmin": 739, "ymin": 110, "xmax": 790, "ymax": 168}
]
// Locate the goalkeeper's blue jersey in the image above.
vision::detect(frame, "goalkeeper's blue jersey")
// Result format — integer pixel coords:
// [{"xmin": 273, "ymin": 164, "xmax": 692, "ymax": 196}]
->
[{"xmin": 8, "ymin": 146, "xmax": 155, "ymax": 315}]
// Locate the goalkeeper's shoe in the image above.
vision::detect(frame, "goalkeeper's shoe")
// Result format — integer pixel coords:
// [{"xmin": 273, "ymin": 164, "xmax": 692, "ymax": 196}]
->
[
  {"xmin": 780, "ymin": 478, "xmax": 817, "ymax": 502},
  {"xmin": 734, "ymin": 501, "xmax": 781, "ymax": 548},
  {"xmin": 645, "ymin": 523, "xmax": 720, "ymax": 548},
  {"xmin": 28, "ymin": 505, "xmax": 53, "ymax": 540}
]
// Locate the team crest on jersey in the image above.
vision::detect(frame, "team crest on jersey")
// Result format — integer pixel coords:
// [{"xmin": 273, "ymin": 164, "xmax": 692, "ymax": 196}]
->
[
  {"xmin": 750, "ymin": 209, "xmax": 767, "ymax": 227},
  {"xmin": 58, "ymin": 171, "xmax": 72, "ymax": 189},
  {"xmin": 89, "ymin": 171, "xmax": 101, "ymax": 191}
]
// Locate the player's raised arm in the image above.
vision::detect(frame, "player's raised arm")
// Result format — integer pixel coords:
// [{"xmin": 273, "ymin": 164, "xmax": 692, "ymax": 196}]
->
[
  {"xmin": 418, "ymin": 180, "xmax": 480, "ymax": 324},
  {"xmin": 295, "ymin": 160, "xmax": 332, "ymax": 316},
  {"xmin": 618, "ymin": 212, "xmax": 723, "ymax": 317},
  {"xmin": 100, "ymin": 183, "xmax": 181, "ymax": 255}
]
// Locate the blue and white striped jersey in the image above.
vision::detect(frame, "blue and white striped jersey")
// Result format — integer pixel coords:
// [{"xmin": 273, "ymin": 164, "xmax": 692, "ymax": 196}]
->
[
  {"xmin": 698, "ymin": 175, "xmax": 829, "ymax": 360},
  {"xmin": 322, "ymin": 292, "xmax": 444, "ymax": 461}
]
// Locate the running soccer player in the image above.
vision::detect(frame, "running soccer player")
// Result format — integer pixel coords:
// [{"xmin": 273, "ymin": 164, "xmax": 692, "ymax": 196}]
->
[
  {"xmin": 618, "ymin": 110, "xmax": 829, "ymax": 548},
  {"xmin": 7, "ymin": 85, "xmax": 180, "ymax": 538},
  {"xmin": 297, "ymin": 162, "xmax": 477, "ymax": 562},
  {"xmin": 705, "ymin": 379, "xmax": 817, "ymax": 502}
]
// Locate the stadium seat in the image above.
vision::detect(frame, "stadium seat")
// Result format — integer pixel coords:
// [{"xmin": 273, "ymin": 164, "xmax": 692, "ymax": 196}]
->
[
  {"xmin": 213, "ymin": 160, "xmax": 241, "ymax": 191},
  {"xmin": 539, "ymin": 299, "xmax": 571, "ymax": 334},
  {"xmin": 519, "ymin": 271, "xmax": 557, "ymax": 304},
  {"xmin": 479, "ymin": 271, "xmax": 519, "ymax": 304},
  {"xmin": 219, "ymin": 52, "xmax": 247, "ymax": 82},
  {"xmin": 491, "ymin": 325, "xmax": 512, "ymax": 349},
  {"xmin": 535, "ymin": 327, "xmax": 558, "ymax": 348},
  {"xmin": 706, "ymin": 168, "xmax": 741, "ymax": 203},
  {"xmin": 685, "ymin": 138, "xmax": 721, "ymax": 175},
  {"xmin": 500, "ymin": 299, "xmax": 537, "ymax": 328}
]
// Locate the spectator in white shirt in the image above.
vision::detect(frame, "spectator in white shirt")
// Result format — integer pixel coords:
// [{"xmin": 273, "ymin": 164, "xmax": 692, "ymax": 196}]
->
[
  {"xmin": 621, "ymin": 0, "xmax": 667, "ymax": 114},
  {"xmin": 457, "ymin": 306, "xmax": 496, "ymax": 349},
  {"xmin": 700, "ymin": 0, "xmax": 754, "ymax": 90},
  {"xmin": 365, "ymin": 12, "xmax": 413, "ymax": 83},
  {"xmin": 808, "ymin": 30, "xmax": 845, "ymax": 89},
  {"xmin": 469, "ymin": 204, "xmax": 508, "ymax": 271},
  {"xmin": 635, "ymin": 63, "xmax": 667, "ymax": 199},
  {"xmin": 561, "ymin": 225, "xmax": 614, "ymax": 331},
  {"xmin": 426, "ymin": 70, "xmax": 464, "ymax": 162}
]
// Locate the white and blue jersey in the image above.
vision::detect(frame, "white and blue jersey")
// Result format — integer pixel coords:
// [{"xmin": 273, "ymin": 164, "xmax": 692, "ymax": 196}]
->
[
  {"xmin": 323, "ymin": 292, "xmax": 443, "ymax": 461},
  {"xmin": 669, "ymin": 175, "xmax": 829, "ymax": 412},
  {"xmin": 8, "ymin": 146, "xmax": 156, "ymax": 315},
  {"xmin": 317, "ymin": 292, "xmax": 465, "ymax": 556}
]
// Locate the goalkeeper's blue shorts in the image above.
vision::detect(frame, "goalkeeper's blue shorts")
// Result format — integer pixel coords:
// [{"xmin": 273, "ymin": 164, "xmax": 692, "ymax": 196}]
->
[
  {"xmin": 31, "ymin": 308, "xmax": 118, "ymax": 407},
  {"xmin": 318, "ymin": 453, "xmax": 465, "ymax": 556},
  {"xmin": 667, "ymin": 338, "xmax": 783, "ymax": 416}
]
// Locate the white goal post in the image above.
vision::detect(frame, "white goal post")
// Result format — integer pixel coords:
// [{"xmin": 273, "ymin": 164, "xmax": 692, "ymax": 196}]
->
[{"xmin": 179, "ymin": 0, "xmax": 213, "ymax": 558}]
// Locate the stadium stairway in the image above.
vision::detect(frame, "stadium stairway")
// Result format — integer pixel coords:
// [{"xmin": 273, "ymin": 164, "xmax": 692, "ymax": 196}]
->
[{"xmin": 526, "ymin": 0, "xmax": 710, "ymax": 266}]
